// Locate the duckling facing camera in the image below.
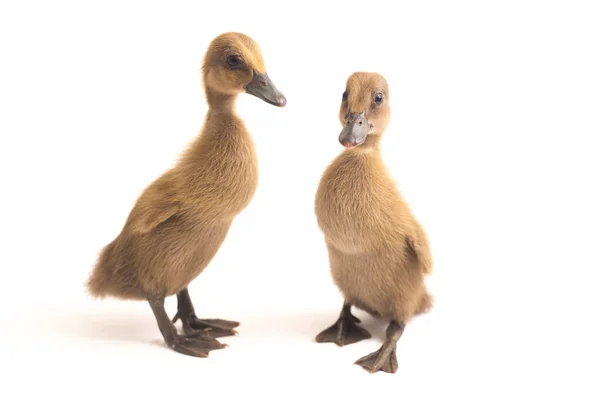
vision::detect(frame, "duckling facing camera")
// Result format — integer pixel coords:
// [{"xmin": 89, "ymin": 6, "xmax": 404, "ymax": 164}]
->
[
  {"xmin": 87, "ymin": 32, "xmax": 286, "ymax": 357},
  {"xmin": 314, "ymin": 72, "xmax": 432, "ymax": 373}
]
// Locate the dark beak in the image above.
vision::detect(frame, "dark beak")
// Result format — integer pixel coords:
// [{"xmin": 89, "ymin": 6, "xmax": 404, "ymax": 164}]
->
[
  {"xmin": 339, "ymin": 111, "xmax": 370, "ymax": 148},
  {"xmin": 245, "ymin": 71, "xmax": 287, "ymax": 107}
]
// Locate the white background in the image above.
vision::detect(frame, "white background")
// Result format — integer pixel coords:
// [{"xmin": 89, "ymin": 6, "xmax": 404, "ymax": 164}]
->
[{"xmin": 1, "ymin": 0, "xmax": 599, "ymax": 398}]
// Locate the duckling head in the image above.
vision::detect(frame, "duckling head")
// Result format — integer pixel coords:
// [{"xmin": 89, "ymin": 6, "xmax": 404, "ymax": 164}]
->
[
  {"xmin": 338, "ymin": 72, "xmax": 390, "ymax": 149},
  {"xmin": 202, "ymin": 32, "xmax": 286, "ymax": 107}
]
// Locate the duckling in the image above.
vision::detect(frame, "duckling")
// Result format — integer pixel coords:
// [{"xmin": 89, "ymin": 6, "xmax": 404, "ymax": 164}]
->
[
  {"xmin": 314, "ymin": 72, "xmax": 432, "ymax": 373},
  {"xmin": 87, "ymin": 32, "xmax": 286, "ymax": 357}
]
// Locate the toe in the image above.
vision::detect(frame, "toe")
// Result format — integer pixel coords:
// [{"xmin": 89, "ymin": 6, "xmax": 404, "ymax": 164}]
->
[
  {"xmin": 192, "ymin": 318, "xmax": 240, "ymax": 330},
  {"xmin": 183, "ymin": 337, "xmax": 226, "ymax": 350},
  {"xmin": 172, "ymin": 344, "xmax": 209, "ymax": 358}
]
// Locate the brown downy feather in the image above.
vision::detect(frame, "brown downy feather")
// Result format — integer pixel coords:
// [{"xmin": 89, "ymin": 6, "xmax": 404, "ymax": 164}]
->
[
  {"xmin": 315, "ymin": 72, "xmax": 433, "ymax": 323},
  {"xmin": 87, "ymin": 33, "xmax": 273, "ymax": 300}
]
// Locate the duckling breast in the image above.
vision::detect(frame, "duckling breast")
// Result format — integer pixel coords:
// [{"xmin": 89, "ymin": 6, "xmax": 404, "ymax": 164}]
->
[
  {"xmin": 315, "ymin": 154, "xmax": 405, "ymax": 254},
  {"xmin": 180, "ymin": 113, "xmax": 259, "ymax": 220}
]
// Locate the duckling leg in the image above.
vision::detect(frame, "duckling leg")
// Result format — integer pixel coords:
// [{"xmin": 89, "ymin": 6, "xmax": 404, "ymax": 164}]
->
[
  {"xmin": 315, "ymin": 303, "xmax": 371, "ymax": 346},
  {"xmin": 171, "ymin": 288, "xmax": 239, "ymax": 338},
  {"xmin": 355, "ymin": 320, "xmax": 405, "ymax": 373},
  {"xmin": 147, "ymin": 294, "xmax": 226, "ymax": 357}
]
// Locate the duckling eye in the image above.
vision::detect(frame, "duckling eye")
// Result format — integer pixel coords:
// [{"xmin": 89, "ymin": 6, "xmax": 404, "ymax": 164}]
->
[
  {"xmin": 226, "ymin": 55, "xmax": 242, "ymax": 69},
  {"xmin": 374, "ymin": 92, "xmax": 384, "ymax": 105},
  {"xmin": 342, "ymin": 91, "xmax": 348, "ymax": 101}
]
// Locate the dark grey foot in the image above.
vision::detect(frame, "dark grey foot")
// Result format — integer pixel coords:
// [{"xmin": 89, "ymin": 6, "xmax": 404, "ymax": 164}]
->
[
  {"xmin": 169, "ymin": 333, "xmax": 226, "ymax": 358},
  {"xmin": 315, "ymin": 303, "xmax": 371, "ymax": 346},
  {"xmin": 355, "ymin": 344, "xmax": 398, "ymax": 373},
  {"xmin": 147, "ymin": 294, "xmax": 226, "ymax": 358},
  {"xmin": 355, "ymin": 320, "xmax": 405, "ymax": 374},
  {"xmin": 173, "ymin": 288, "xmax": 239, "ymax": 338},
  {"xmin": 185, "ymin": 317, "xmax": 239, "ymax": 338}
]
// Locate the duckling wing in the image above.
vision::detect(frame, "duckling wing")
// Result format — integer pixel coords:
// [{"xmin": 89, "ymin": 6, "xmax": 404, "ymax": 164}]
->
[
  {"xmin": 124, "ymin": 172, "xmax": 181, "ymax": 235},
  {"xmin": 405, "ymin": 222, "xmax": 433, "ymax": 275}
]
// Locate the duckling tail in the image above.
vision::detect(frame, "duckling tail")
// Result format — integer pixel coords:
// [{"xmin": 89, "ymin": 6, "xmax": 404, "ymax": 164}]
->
[
  {"xmin": 415, "ymin": 291, "xmax": 434, "ymax": 316},
  {"xmin": 86, "ymin": 240, "xmax": 118, "ymax": 298}
]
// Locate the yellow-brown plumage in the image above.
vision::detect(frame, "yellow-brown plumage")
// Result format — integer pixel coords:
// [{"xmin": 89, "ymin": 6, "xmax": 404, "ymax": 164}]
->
[
  {"xmin": 315, "ymin": 72, "xmax": 432, "ymax": 373},
  {"xmin": 87, "ymin": 32, "xmax": 286, "ymax": 357}
]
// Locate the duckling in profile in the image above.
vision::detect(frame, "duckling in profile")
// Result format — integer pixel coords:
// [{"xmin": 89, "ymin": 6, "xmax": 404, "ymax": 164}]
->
[
  {"xmin": 314, "ymin": 72, "xmax": 432, "ymax": 373},
  {"xmin": 87, "ymin": 32, "xmax": 286, "ymax": 357}
]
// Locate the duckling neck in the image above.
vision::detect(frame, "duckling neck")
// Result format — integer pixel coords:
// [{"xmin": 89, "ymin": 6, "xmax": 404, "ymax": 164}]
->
[
  {"xmin": 204, "ymin": 87, "xmax": 237, "ymax": 112},
  {"xmin": 356, "ymin": 134, "xmax": 382, "ymax": 153}
]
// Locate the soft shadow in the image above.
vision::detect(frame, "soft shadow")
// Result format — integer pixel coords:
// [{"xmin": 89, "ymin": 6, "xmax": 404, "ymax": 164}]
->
[
  {"xmin": 51, "ymin": 309, "xmax": 157, "ymax": 344},
  {"xmin": 240, "ymin": 308, "xmax": 390, "ymax": 343},
  {"xmin": 46, "ymin": 306, "xmax": 392, "ymax": 346},
  {"xmin": 358, "ymin": 314, "xmax": 390, "ymax": 342}
]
